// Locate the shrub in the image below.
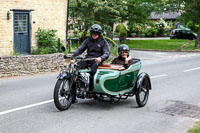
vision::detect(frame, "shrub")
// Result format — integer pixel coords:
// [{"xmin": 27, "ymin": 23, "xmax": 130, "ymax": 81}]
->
[
  {"xmin": 115, "ymin": 24, "xmax": 127, "ymax": 42},
  {"xmin": 145, "ymin": 28, "xmax": 158, "ymax": 37},
  {"xmin": 34, "ymin": 28, "xmax": 60, "ymax": 54},
  {"xmin": 36, "ymin": 28, "xmax": 57, "ymax": 47}
]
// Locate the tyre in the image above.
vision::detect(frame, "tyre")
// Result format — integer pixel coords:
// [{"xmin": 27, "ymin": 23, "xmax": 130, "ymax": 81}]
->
[
  {"xmin": 54, "ymin": 79, "xmax": 73, "ymax": 111},
  {"xmin": 136, "ymin": 76, "xmax": 150, "ymax": 107}
]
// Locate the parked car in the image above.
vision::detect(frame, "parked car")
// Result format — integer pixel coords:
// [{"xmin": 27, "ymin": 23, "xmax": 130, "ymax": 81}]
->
[{"xmin": 170, "ymin": 29, "xmax": 197, "ymax": 40}]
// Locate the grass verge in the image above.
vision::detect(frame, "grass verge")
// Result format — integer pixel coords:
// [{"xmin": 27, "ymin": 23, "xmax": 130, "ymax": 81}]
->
[
  {"xmin": 187, "ymin": 122, "xmax": 200, "ymax": 133},
  {"xmin": 126, "ymin": 39, "xmax": 190, "ymax": 51},
  {"xmin": 184, "ymin": 41, "xmax": 200, "ymax": 51}
]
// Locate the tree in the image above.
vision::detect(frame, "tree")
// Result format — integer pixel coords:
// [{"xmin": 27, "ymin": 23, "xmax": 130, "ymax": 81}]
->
[
  {"xmin": 69, "ymin": 0, "xmax": 97, "ymax": 41},
  {"xmin": 69, "ymin": 0, "xmax": 163, "ymax": 40},
  {"xmin": 163, "ymin": 0, "xmax": 200, "ymax": 48},
  {"xmin": 94, "ymin": 0, "xmax": 126, "ymax": 38},
  {"xmin": 125, "ymin": 0, "xmax": 162, "ymax": 35},
  {"xmin": 69, "ymin": 0, "xmax": 125, "ymax": 40}
]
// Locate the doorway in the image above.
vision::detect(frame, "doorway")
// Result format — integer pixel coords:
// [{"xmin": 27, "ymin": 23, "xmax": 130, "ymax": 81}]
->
[{"xmin": 13, "ymin": 11, "xmax": 31, "ymax": 54}]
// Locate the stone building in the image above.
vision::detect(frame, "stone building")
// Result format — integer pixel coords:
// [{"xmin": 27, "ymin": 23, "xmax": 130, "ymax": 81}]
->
[{"xmin": 0, "ymin": 0, "xmax": 67, "ymax": 55}]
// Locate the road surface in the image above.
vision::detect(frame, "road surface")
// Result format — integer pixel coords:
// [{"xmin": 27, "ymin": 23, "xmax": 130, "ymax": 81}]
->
[{"xmin": 0, "ymin": 50, "xmax": 200, "ymax": 133}]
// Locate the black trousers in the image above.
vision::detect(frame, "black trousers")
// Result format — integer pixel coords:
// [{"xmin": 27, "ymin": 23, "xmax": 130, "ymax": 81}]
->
[
  {"xmin": 78, "ymin": 60, "xmax": 102, "ymax": 76},
  {"xmin": 78, "ymin": 60, "xmax": 102, "ymax": 89}
]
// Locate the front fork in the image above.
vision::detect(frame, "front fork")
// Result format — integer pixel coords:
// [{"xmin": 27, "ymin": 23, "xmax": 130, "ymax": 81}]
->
[{"xmin": 57, "ymin": 69, "xmax": 77, "ymax": 101}]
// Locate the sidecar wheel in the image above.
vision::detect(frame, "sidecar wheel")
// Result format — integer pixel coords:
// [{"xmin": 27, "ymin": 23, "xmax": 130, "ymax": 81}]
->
[
  {"xmin": 54, "ymin": 79, "xmax": 73, "ymax": 111},
  {"xmin": 136, "ymin": 76, "xmax": 150, "ymax": 107}
]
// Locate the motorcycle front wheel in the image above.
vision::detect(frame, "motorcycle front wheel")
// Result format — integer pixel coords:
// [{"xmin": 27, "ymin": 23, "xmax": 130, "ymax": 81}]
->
[{"xmin": 54, "ymin": 79, "xmax": 73, "ymax": 111}]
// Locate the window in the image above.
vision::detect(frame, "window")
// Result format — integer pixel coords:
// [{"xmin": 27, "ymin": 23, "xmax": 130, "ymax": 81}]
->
[{"xmin": 14, "ymin": 14, "xmax": 27, "ymax": 32}]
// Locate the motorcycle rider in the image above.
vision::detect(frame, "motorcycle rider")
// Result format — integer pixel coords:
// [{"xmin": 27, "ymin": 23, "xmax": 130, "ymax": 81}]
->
[
  {"xmin": 112, "ymin": 44, "xmax": 133, "ymax": 69},
  {"xmin": 68, "ymin": 24, "xmax": 110, "ymax": 90}
]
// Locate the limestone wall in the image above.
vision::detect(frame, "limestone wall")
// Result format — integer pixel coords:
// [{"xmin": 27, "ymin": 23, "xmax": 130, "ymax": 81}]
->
[{"xmin": 0, "ymin": 54, "xmax": 66, "ymax": 77}]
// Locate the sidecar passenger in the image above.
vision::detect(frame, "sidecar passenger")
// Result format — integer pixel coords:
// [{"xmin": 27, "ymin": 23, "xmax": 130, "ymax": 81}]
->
[{"xmin": 111, "ymin": 44, "xmax": 134, "ymax": 69}]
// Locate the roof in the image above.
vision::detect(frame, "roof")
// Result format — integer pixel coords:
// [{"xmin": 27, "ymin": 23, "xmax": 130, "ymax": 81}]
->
[{"xmin": 150, "ymin": 11, "xmax": 181, "ymax": 20}]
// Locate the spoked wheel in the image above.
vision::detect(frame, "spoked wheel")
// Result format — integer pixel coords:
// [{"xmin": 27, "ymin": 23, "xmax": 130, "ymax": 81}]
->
[
  {"xmin": 136, "ymin": 76, "xmax": 150, "ymax": 107},
  {"xmin": 54, "ymin": 79, "xmax": 73, "ymax": 111}
]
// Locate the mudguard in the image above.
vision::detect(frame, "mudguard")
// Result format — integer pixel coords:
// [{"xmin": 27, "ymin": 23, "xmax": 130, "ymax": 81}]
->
[
  {"xmin": 134, "ymin": 72, "xmax": 152, "ymax": 93},
  {"xmin": 57, "ymin": 70, "xmax": 71, "ymax": 80}
]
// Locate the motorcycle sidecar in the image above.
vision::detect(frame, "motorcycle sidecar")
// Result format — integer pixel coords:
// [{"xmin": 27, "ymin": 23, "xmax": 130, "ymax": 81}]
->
[{"xmin": 94, "ymin": 59, "xmax": 142, "ymax": 95}]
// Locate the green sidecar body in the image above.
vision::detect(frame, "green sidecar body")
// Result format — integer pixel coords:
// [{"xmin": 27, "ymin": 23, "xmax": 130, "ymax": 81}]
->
[{"xmin": 94, "ymin": 59, "xmax": 141, "ymax": 95}]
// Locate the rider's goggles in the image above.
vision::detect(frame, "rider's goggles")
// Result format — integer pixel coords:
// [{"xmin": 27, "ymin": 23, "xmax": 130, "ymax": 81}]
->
[
  {"xmin": 121, "ymin": 51, "xmax": 129, "ymax": 54},
  {"xmin": 90, "ymin": 31, "xmax": 100, "ymax": 36}
]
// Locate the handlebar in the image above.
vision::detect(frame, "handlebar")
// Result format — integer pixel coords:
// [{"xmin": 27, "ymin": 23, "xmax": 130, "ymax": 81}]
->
[
  {"xmin": 63, "ymin": 55, "xmax": 73, "ymax": 59},
  {"xmin": 64, "ymin": 55, "xmax": 96, "ymax": 62}
]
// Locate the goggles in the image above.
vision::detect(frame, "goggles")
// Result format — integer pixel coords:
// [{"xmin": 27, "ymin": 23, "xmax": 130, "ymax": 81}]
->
[
  {"xmin": 90, "ymin": 31, "xmax": 100, "ymax": 35},
  {"xmin": 121, "ymin": 51, "xmax": 129, "ymax": 54}
]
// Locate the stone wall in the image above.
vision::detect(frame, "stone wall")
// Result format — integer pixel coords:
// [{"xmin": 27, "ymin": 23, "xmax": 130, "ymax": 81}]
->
[
  {"xmin": 0, "ymin": 0, "xmax": 67, "ymax": 55},
  {"xmin": 0, "ymin": 54, "xmax": 66, "ymax": 77}
]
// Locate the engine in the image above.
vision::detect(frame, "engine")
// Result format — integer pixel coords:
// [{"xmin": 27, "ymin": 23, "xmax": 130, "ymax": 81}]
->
[{"xmin": 76, "ymin": 72, "xmax": 90, "ymax": 98}]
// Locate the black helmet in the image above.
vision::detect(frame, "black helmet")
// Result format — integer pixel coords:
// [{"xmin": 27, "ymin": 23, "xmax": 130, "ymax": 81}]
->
[
  {"xmin": 118, "ymin": 44, "xmax": 130, "ymax": 53},
  {"xmin": 90, "ymin": 24, "xmax": 102, "ymax": 35}
]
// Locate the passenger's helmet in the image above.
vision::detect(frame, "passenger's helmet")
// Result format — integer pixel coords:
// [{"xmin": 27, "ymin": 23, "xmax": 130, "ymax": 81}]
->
[
  {"xmin": 118, "ymin": 44, "xmax": 130, "ymax": 56},
  {"xmin": 90, "ymin": 24, "xmax": 102, "ymax": 35}
]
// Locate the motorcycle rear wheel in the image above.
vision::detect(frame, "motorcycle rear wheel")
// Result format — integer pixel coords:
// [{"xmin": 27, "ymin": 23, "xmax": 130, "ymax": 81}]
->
[{"xmin": 54, "ymin": 79, "xmax": 73, "ymax": 111}]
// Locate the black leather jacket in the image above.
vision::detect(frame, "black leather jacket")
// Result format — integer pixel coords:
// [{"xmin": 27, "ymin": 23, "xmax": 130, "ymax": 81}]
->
[{"xmin": 72, "ymin": 36, "xmax": 110, "ymax": 62}]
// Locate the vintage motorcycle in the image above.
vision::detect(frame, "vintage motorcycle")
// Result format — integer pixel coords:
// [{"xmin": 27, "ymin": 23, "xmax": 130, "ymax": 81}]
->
[{"xmin": 53, "ymin": 55, "xmax": 151, "ymax": 111}]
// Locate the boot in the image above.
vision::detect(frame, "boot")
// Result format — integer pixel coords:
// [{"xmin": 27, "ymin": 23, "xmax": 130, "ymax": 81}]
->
[{"xmin": 89, "ymin": 77, "xmax": 94, "ymax": 91}]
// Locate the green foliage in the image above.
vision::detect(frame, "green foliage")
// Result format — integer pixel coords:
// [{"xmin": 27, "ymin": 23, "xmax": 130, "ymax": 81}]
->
[
  {"xmin": 64, "ymin": 46, "xmax": 77, "ymax": 55},
  {"xmin": 187, "ymin": 122, "xmax": 200, "ymax": 133},
  {"xmin": 126, "ymin": 0, "xmax": 153, "ymax": 23},
  {"xmin": 163, "ymin": 0, "xmax": 200, "ymax": 24},
  {"xmin": 186, "ymin": 21, "xmax": 200, "ymax": 33},
  {"xmin": 156, "ymin": 18, "xmax": 168, "ymax": 36},
  {"xmin": 32, "ymin": 46, "xmax": 57, "ymax": 55},
  {"xmin": 145, "ymin": 28, "xmax": 158, "ymax": 37},
  {"xmin": 128, "ymin": 19, "xmax": 175, "ymax": 37},
  {"xmin": 69, "ymin": 0, "xmax": 161, "ymax": 39},
  {"xmin": 110, "ymin": 44, "xmax": 119, "ymax": 56},
  {"xmin": 126, "ymin": 0, "xmax": 163, "ymax": 30},
  {"xmin": 36, "ymin": 28, "xmax": 57, "ymax": 47},
  {"xmin": 69, "ymin": 0, "xmax": 126, "ymax": 39},
  {"xmin": 33, "ymin": 28, "xmax": 60, "ymax": 54},
  {"xmin": 184, "ymin": 41, "xmax": 200, "ymax": 51},
  {"xmin": 116, "ymin": 24, "xmax": 126, "ymax": 33},
  {"xmin": 104, "ymin": 36, "xmax": 117, "ymax": 46},
  {"xmin": 162, "ymin": 0, "xmax": 200, "ymax": 47},
  {"xmin": 116, "ymin": 24, "xmax": 127, "ymax": 42},
  {"xmin": 112, "ymin": 32, "xmax": 120, "ymax": 38}
]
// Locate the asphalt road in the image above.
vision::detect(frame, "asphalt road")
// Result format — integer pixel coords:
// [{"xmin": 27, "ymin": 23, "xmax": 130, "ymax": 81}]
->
[{"xmin": 0, "ymin": 50, "xmax": 200, "ymax": 133}]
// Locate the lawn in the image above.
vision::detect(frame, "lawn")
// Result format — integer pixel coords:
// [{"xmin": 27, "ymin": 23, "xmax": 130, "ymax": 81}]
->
[
  {"xmin": 70, "ymin": 39, "xmax": 200, "ymax": 53},
  {"xmin": 184, "ymin": 41, "xmax": 200, "ymax": 51},
  {"xmin": 126, "ymin": 39, "xmax": 190, "ymax": 51}
]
